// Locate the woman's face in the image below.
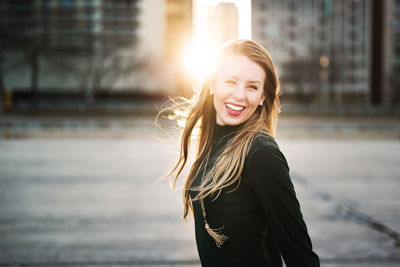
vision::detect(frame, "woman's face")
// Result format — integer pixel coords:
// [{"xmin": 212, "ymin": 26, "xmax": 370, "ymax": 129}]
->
[{"xmin": 212, "ymin": 54, "xmax": 266, "ymax": 126}]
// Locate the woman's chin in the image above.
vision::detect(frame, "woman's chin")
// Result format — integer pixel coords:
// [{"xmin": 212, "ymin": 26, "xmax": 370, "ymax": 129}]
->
[{"xmin": 218, "ymin": 116, "xmax": 246, "ymax": 126}]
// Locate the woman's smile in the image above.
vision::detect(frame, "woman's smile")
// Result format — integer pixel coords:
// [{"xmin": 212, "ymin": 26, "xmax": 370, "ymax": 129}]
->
[{"xmin": 225, "ymin": 102, "xmax": 246, "ymax": 116}]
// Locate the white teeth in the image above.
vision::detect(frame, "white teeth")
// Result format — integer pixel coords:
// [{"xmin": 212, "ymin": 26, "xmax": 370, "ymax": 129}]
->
[{"xmin": 226, "ymin": 103, "xmax": 244, "ymax": 111}]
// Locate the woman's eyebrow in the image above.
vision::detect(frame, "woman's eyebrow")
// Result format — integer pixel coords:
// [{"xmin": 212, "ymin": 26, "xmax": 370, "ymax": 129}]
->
[
  {"xmin": 227, "ymin": 74, "xmax": 261, "ymax": 84},
  {"xmin": 226, "ymin": 74, "xmax": 239, "ymax": 80},
  {"xmin": 247, "ymin": 80, "xmax": 261, "ymax": 84}
]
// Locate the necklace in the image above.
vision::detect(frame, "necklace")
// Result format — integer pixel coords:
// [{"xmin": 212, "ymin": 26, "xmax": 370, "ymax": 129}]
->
[{"xmin": 198, "ymin": 148, "xmax": 228, "ymax": 247}]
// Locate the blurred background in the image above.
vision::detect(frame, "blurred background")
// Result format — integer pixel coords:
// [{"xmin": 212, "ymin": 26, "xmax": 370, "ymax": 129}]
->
[
  {"xmin": 0, "ymin": 0, "xmax": 399, "ymax": 111},
  {"xmin": 0, "ymin": 0, "xmax": 399, "ymax": 266}
]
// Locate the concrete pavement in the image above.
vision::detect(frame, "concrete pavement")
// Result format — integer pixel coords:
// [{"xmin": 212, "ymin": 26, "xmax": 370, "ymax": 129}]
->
[{"xmin": 0, "ymin": 114, "xmax": 399, "ymax": 266}]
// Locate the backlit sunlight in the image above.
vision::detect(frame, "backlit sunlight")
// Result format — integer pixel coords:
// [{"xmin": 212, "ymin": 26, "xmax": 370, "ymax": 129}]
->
[
  {"xmin": 181, "ymin": 0, "xmax": 251, "ymax": 87},
  {"xmin": 181, "ymin": 41, "xmax": 214, "ymax": 86}
]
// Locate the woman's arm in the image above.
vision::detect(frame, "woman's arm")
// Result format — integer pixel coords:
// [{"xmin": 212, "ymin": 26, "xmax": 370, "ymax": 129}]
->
[{"xmin": 246, "ymin": 145, "xmax": 320, "ymax": 267}]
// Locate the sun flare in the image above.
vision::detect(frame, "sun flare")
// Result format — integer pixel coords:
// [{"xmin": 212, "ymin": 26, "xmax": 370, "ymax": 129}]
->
[
  {"xmin": 181, "ymin": 41, "xmax": 215, "ymax": 86},
  {"xmin": 181, "ymin": 0, "xmax": 251, "ymax": 88}
]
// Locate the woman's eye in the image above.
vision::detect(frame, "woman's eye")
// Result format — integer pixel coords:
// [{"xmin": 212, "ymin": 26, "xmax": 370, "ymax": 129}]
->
[
  {"xmin": 226, "ymin": 80, "xmax": 236, "ymax": 85},
  {"xmin": 248, "ymin": 86, "xmax": 257, "ymax": 90}
]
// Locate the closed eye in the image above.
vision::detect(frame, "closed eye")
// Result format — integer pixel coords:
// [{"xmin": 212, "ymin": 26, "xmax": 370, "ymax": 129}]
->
[{"xmin": 226, "ymin": 80, "xmax": 236, "ymax": 85}]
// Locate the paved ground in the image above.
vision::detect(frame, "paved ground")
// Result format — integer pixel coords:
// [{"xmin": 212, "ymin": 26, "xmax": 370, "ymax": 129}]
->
[{"xmin": 0, "ymin": 114, "xmax": 399, "ymax": 266}]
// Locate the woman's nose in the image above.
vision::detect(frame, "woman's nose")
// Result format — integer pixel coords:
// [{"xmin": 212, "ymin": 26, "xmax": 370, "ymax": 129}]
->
[{"xmin": 232, "ymin": 85, "xmax": 246, "ymax": 100}]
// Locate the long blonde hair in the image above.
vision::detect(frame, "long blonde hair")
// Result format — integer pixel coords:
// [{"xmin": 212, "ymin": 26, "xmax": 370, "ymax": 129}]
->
[{"xmin": 164, "ymin": 39, "xmax": 281, "ymax": 223}]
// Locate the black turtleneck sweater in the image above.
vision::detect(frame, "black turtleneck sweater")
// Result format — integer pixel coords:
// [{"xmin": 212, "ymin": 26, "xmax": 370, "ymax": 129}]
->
[{"xmin": 189, "ymin": 123, "xmax": 320, "ymax": 267}]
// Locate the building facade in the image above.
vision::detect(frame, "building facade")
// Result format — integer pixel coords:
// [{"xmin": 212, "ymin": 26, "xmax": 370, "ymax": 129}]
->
[
  {"xmin": 393, "ymin": 0, "xmax": 400, "ymax": 105},
  {"xmin": 381, "ymin": 0, "xmax": 400, "ymax": 107},
  {"xmin": 164, "ymin": 0, "xmax": 193, "ymax": 96},
  {"xmin": 0, "ymin": 0, "xmax": 140, "ymax": 92},
  {"xmin": 252, "ymin": 0, "xmax": 371, "ymax": 106},
  {"xmin": 207, "ymin": 2, "xmax": 239, "ymax": 47}
]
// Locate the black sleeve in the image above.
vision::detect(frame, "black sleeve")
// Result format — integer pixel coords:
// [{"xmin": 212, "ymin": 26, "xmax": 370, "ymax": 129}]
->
[{"xmin": 246, "ymin": 146, "xmax": 320, "ymax": 267}]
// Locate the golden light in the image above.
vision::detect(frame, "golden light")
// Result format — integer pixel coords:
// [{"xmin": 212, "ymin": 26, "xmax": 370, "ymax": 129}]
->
[
  {"xmin": 180, "ymin": 0, "xmax": 251, "ymax": 89},
  {"xmin": 195, "ymin": 0, "xmax": 251, "ymax": 39},
  {"xmin": 181, "ymin": 41, "xmax": 215, "ymax": 86}
]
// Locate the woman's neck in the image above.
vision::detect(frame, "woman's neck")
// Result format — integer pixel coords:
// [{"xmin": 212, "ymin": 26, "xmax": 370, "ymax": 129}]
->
[{"xmin": 213, "ymin": 121, "xmax": 245, "ymax": 142}]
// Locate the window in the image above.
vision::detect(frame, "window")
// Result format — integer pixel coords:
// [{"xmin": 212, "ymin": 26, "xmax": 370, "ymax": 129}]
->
[{"xmin": 60, "ymin": 0, "xmax": 74, "ymax": 7}]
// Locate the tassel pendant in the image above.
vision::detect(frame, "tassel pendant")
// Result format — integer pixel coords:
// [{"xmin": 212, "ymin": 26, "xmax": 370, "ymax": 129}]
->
[
  {"xmin": 200, "ymin": 191, "xmax": 228, "ymax": 248},
  {"xmin": 204, "ymin": 222, "xmax": 228, "ymax": 248}
]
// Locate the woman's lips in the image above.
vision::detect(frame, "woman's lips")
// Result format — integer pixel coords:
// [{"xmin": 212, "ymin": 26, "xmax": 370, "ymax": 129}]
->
[{"xmin": 225, "ymin": 103, "xmax": 245, "ymax": 116}]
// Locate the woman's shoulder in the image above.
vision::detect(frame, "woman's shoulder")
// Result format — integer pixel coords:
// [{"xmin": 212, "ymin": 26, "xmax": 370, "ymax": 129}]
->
[
  {"xmin": 247, "ymin": 131, "xmax": 289, "ymax": 170},
  {"xmin": 250, "ymin": 131, "xmax": 280, "ymax": 153}
]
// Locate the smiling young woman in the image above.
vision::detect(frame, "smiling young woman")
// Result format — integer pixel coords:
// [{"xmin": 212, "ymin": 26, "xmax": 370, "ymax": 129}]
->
[{"xmin": 163, "ymin": 39, "xmax": 320, "ymax": 267}]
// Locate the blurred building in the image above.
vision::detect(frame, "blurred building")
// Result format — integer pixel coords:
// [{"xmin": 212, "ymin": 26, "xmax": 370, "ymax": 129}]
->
[
  {"xmin": 207, "ymin": 2, "xmax": 239, "ymax": 47},
  {"xmin": 380, "ymin": 0, "xmax": 400, "ymax": 107},
  {"xmin": 393, "ymin": 0, "xmax": 400, "ymax": 106},
  {"xmin": 0, "ymin": 0, "xmax": 149, "ymax": 105},
  {"xmin": 252, "ymin": 0, "xmax": 371, "ymax": 106},
  {"xmin": 165, "ymin": 0, "xmax": 193, "ymax": 97},
  {"xmin": 2, "ymin": 0, "xmax": 139, "ymax": 52},
  {"xmin": 165, "ymin": 0, "xmax": 192, "ymax": 62}
]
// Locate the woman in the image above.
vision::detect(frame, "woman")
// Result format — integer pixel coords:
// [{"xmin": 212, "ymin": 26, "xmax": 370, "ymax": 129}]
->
[{"xmin": 165, "ymin": 39, "xmax": 320, "ymax": 266}]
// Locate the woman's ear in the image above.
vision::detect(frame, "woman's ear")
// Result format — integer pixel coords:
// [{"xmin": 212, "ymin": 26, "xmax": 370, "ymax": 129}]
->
[
  {"xmin": 209, "ymin": 78, "xmax": 217, "ymax": 95},
  {"xmin": 261, "ymin": 94, "xmax": 266, "ymax": 103}
]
